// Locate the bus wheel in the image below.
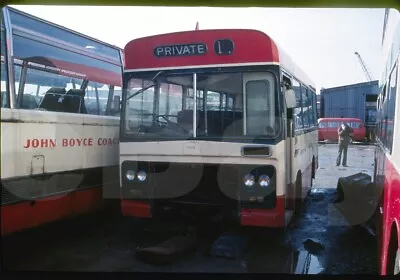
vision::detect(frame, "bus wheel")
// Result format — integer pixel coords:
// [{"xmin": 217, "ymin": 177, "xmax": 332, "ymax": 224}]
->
[{"xmin": 394, "ymin": 249, "xmax": 399, "ymax": 275}]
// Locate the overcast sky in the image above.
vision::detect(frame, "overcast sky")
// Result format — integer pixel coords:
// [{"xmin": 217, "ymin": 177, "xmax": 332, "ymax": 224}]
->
[{"xmin": 11, "ymin": 5, "xmax": 390, "ymax": 92}]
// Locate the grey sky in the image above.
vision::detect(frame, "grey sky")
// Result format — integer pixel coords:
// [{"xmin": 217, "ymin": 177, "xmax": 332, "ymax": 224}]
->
[{"xmin": 11, "ymin": 5, "xmax": 387, "ymax": 92}]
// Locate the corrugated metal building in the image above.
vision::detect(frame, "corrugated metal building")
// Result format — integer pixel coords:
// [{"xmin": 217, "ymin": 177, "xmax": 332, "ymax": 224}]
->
[{"xmin": 320, "ymin": 80, "xmax": 379, "ymax": 126}]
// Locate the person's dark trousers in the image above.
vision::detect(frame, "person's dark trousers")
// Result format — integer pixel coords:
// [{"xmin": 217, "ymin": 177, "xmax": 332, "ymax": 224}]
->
[{"xmin": 336, "ymin": 141, "xmax": 348, "ymax": 166}]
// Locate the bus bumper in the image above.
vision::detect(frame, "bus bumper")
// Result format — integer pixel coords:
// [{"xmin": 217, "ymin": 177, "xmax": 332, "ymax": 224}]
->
[
  {"xmin": 121, "ymin": 199, "xmax": 152, "ymax": 218},
  {"xmin": 121, "ymin": 196, "xmax": 286, "ymax": 228},
  {"xmin": 240, "ymin": 196, "xmax": 286, "ymax": 227}
]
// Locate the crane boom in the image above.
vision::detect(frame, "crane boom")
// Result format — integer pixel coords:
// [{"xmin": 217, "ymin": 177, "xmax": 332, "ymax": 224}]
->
[
  {"xmin": 354, "ymin": 51, "xmax": 373, "ymax": 81},
  {"xmin": 381, "ymin": 8, "xmax": 390, "ymax": 45}
]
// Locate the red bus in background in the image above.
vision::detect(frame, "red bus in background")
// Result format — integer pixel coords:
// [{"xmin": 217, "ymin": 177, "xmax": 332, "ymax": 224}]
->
[
  {"xmin": 318, "ymin": 117, "xmax": 366, "ymax": 142},
  {"xmin": 119, "ymin": 28, "xmax": 318, "ymax": 229},
  {"xmin": 374, "ymin": 8, "xmax": 400, "ymax": 276}
]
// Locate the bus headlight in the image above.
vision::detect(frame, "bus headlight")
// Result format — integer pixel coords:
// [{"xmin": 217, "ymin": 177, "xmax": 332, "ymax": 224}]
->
[
  {"xmin": 244, "ymin": 174, "xmax": 255, "ymax": 187},
  {"xmin": 258, "ymin": 175, "xmax": 271, "ymax": 187},
  {"xmin": 126, "ymin": 170, "xmax": 135, "ymax": 181},
  {"xmin": 137, "ymin": 170, "xmax": 147, "ymax": 182}
]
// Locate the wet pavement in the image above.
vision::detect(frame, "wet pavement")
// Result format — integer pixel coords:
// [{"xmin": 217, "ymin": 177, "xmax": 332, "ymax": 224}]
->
[{"xmin": 1, "ymin": 143, "xmax": 377, "ymax": 274}]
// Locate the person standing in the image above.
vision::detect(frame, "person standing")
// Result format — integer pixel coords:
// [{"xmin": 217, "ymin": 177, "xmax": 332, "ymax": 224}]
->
[{"xmin": 336, "ymin": 122, "xmax": 353, "ymax": 167}]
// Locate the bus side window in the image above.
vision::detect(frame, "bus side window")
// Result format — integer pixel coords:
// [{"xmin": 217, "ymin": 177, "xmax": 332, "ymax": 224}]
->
[
  {"xmin": 380, "ymin": 85, "xmax": 389, "ymax": 143},
  {"xmin": 300, "ymin": 84, "xmax": 309, "ymax": 128},
  {"xmin": 17, "ymin": 63, "xmax": 81, "ymax": 111},
  {"xmin": 227, "ymin": 96, "xmax": 234, "ymax": 110},
  {"xmin": 110, "ymin": 85, "xmax": 121, "ymax": 116},
  {"xmin": 378, "ymin": 85, "xmax": 387, "ymax": 141},
  {"xmin": 85, "ymin": 82, "xmax": 100, "ymax": 115},
  {"xmin": 206, "ymin": 91, "xmax": 221, "ymax": 111},
  {"xmin": 312, "ymin": 91, "xmax": 317, "ymax": 126},
  {"xmin": 292, "ymin": 79, "xmax": 303, "ymax": 131},
  {"xmin": 305, "ymin": 87, "xmax": 313, "ymax": 128},
  {"xmin": 1, "ymin": 26, "xmax": 9, "ymax": 108},
  {"xmin": 386, "ymin": 64, "xmax": 397, "ymax": 153}
]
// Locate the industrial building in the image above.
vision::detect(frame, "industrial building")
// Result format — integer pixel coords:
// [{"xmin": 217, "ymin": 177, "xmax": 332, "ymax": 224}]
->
[{"xmin": 319, "ymin": 80, "xmax": 379, "ymax": 140}]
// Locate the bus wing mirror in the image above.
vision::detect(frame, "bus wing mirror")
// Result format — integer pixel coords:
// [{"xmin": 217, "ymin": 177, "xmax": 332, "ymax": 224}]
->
[{"xmin": 285, "ymin": 89, "xmax": 296, "ymax": 109}]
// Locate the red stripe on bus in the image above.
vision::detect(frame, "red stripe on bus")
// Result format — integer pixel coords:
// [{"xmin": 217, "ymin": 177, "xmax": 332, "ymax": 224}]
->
[
  {"xmin": 120, "ymin": 200, "xmax": 152, "ymax": 218},
  {"xmin": 379, "ymin": 155, "xmax": 400, "ymax": 275},
  {"xmin": 24, "ymin": 56, "xmax": 122, "ymax": 86},
  {"xmin": 1, "ymin": 187, "xmax": 104, "ymax": 236}
]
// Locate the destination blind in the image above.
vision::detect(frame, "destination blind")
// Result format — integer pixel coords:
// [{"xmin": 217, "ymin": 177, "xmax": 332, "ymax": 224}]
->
[{"xmin": 154, "ymin": 43, "xmax": 207, "ymax": 57}]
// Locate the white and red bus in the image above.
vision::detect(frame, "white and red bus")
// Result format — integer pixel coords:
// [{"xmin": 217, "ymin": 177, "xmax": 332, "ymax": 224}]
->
[
  {"xmin": 374, "ymin": 8, "xmax": 400, "ymax": 275},
  {"xmin": 0, "ymin": 6, "xmax": 123, "ymax": 235},
  {"xmin": 119, "ymin": 29, "xmax": 318, "ymax": 228}
]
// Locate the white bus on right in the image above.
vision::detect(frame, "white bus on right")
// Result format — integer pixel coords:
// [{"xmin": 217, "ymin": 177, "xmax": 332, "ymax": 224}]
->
[{"xmin": 374, "ymin": 8, "xmax": 400, "ymax": 276}]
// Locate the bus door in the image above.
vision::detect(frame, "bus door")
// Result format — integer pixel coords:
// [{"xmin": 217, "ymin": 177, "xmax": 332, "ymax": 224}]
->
[
  {"xmin": 285, "ymin": 106, "xmax": 295, "ymax": 217},
  {"xmin": 282, "ymin": 77, "xmax": 296, "ymax": 220},
  {"xmin": 241, "ymin": 71, "xmax": 279, "ymax": 202},
  {"xmin": 284, "ymin": 86, "xmax": 295, "ymax": 219}
]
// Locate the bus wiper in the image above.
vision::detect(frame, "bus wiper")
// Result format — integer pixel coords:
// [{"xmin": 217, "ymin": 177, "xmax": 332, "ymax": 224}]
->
[
  {"xmin": 126, "ymin": 84, "xmax": 154, "ymax": 101},
  {"xmin": 126, "ymin": 71, "xmax": 164, "ymax": 101}
]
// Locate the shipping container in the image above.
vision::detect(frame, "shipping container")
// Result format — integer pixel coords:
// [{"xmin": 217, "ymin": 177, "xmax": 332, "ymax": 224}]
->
[{"xmin": 320, "ymin": 80, "xmax": 379, "ymax": 141}]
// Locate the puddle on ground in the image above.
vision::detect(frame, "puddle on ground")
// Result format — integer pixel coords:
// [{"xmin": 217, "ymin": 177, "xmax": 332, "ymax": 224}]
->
[
  {"xmin": 308, "ymin": 254, "xmax": 324, "ymax": 274},
  {"xmin": 293, "ymin": 251, "xmax": 324, "ymax": 274}
]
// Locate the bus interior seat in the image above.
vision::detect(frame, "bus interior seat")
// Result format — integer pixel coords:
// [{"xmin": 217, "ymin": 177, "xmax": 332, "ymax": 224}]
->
[
  {"xmin": 177, "ymin": 109, "xmax": 200, "ymax": 131},
  {"xmin": 177, "ymin": 110, "xmax": 200, "ymax": 125},
  {"xmin": 221, "ymin": 111, "xmax": 243, "ymax": 136},
  {"xmin": 38, "ymin": 87, "xmax": 67, "ymax": 112},
  {"xmin": 66, "ymin": 89, "xmax": 87, "ymax": 114},
  {"xmin": 21, "ymin": 94, "xmax": 39, "ymax": 109},
  {"xmin": 47, "ymin": 87, "xmax": 67, "ymax": 95},
  {"xmin": 177, "ymin": 109, "xmax": 244, "ymax": 136}
]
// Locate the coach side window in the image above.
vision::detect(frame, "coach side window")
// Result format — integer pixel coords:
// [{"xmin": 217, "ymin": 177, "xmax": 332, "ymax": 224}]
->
[
  {"xmin": 1, "ymin": 26, "xmax": 9, "ymax": 108},
  {"xmin": 376, "ymin": 85, "xmax": 386, "ymax": 142},
  {"xmin": 386, "ymin": 64, "xmax": 397, "ymax": 153},
  {"xmin": 378, "ymin": 85, "xmax": 388, "ymax": 143},
  {"xmin": 16, "ymin": 61, "xmax": 81, "ymax": 111},
  {"xmin": 302, "ymin": 86, "xmax": 312, "ymax": 128},
  {"xmin": 311, "ymin": 90, "xmax": 317, "ymax": 126},
  {"xmin": 292, "ymin": 79, "xmax": 303, "ymax": 131},
  {"xmin": 108, "ymin": 86, "xmax": 121, "ymax": 117},
  {"xmin": 85, "ymin": 82, "xmax": 100, "ymax": 115},
  {"xmin": 205, "ymin": 91, "xmax": 221, "ymax": 111}
]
